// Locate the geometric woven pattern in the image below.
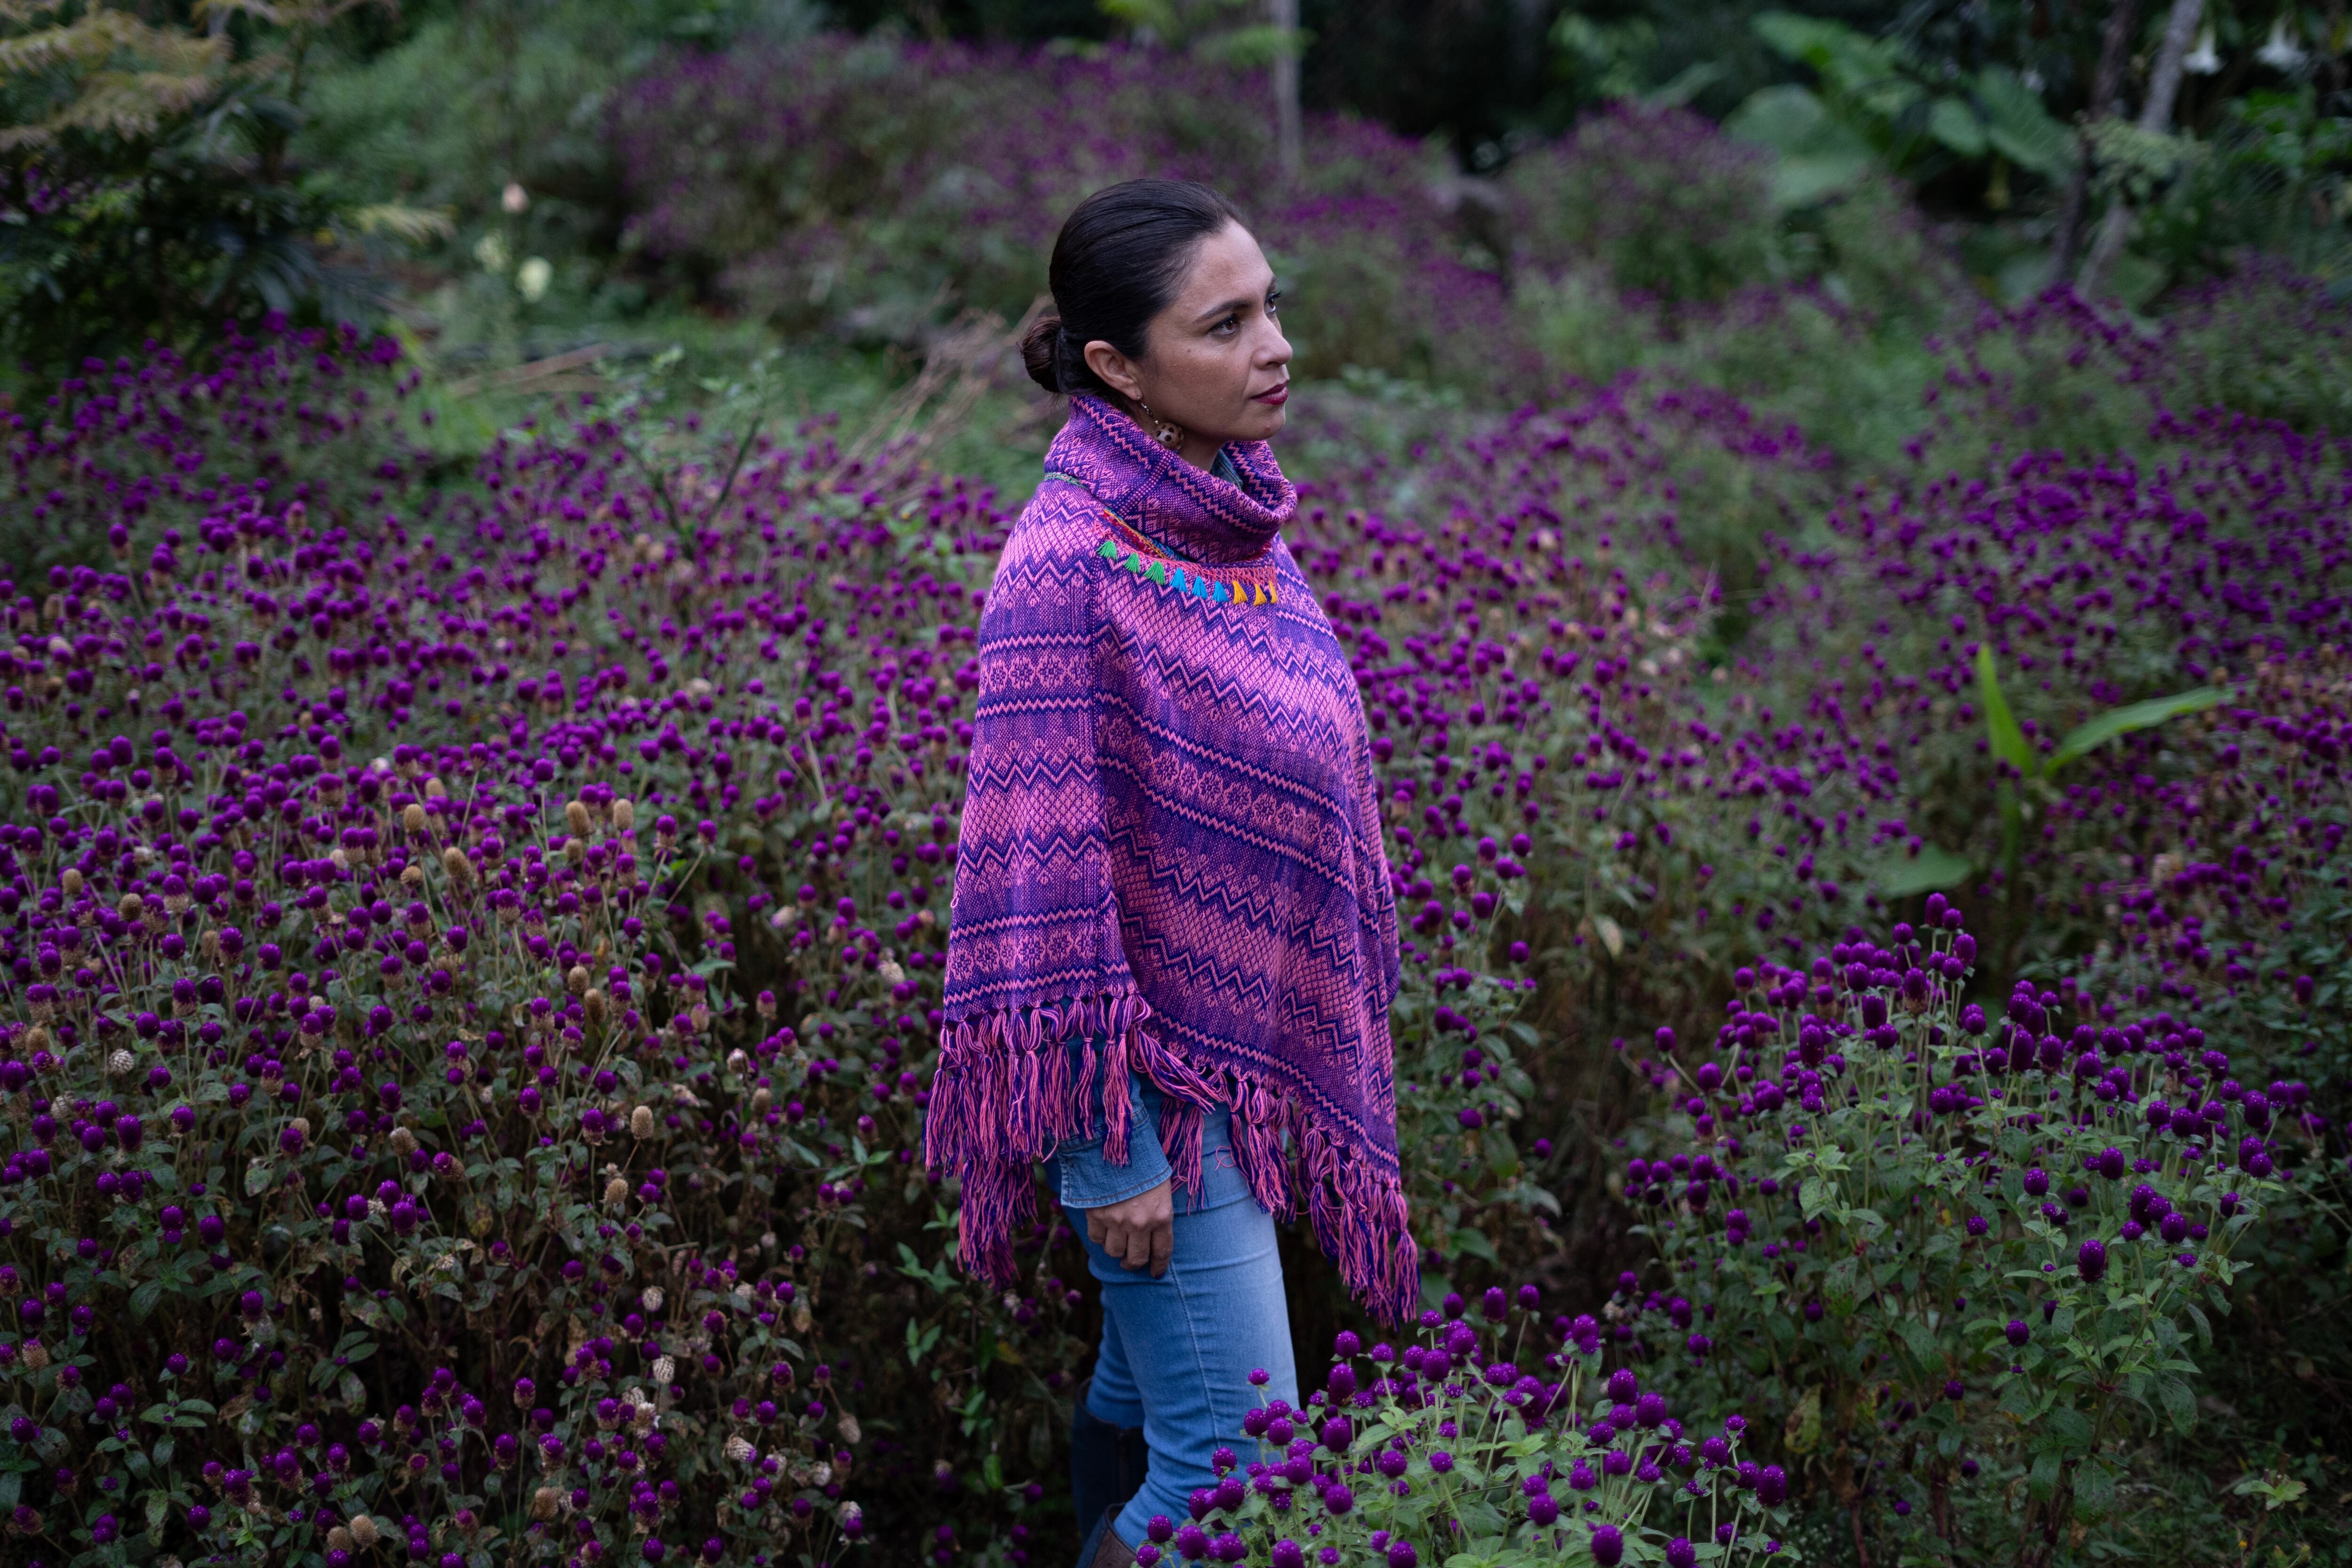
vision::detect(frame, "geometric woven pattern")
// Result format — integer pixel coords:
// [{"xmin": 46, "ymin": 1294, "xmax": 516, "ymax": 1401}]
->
[{"xmin": 925, "ymin": 396, "xmax": 1413, "ymax": 1321}]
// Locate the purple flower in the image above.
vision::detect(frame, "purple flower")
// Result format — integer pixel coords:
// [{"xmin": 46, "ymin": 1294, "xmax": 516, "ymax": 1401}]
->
[
  {"xmin": 2077, "ymin": 1238, "xmax": 2108, "ymax": 1283},
  {"xmin": 1590, "ymin": 1524, "xmax": 1625, "ymax": 1566}
]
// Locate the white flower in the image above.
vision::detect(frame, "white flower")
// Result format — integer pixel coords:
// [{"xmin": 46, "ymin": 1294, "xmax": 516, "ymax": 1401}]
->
[
  {"xmin": 2184, "ymin": 24, "xmax": 2221, "ymax": 74},
  {"xmin": 502, "ymin": 182, "xmax": 531, "ymax": 214},
  {"xmin": 723, "ymin": 1435, "xmax": 755, "ymax": 1464},
  {"xmin": 106, "ymin": 1050, "xmax": 135, "ymax": 1075},
  {"xmin": 474, "ymin": 233, "xmax": 510, "ymax": 274},
  {"xmin": 640, "ymin": 1286, "xmax": 665, "ymax": 1312},
  {"xmin": 652, "ymin": 1355, "xmax": 676, "ymax": 1386},
  {"xmin": 2258, "ymin": 17, "xmax": 2308, "ymax": 71},
  {"xmin": 517, "ymin": 257, "xmax": 552, "ymax": 302}
]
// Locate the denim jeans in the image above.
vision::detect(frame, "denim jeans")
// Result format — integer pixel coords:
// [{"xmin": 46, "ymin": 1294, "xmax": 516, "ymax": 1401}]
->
[{"xmin": 1044, "ymin": 1051, "xmax": 1300, "ymax": 1548}]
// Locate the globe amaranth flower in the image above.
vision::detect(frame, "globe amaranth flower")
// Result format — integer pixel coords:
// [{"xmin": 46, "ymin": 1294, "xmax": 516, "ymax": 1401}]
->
[
  {"xmin": 2077, "ymin": 1238, "xmax": 2109, "ymax": 1283},
  {"xmin": 1590, "ymin": 1524, "xmax": 1626, "ymax": 1566}
]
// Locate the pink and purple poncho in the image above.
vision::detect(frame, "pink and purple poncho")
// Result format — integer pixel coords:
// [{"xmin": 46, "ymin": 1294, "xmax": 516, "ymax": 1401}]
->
[{"xmin": 923, "ymin": 395, "xmax": 1412, "ymax": 1320}]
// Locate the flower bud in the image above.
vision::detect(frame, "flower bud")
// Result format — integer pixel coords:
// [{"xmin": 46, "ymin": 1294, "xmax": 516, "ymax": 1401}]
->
[
  {"xmin": 566, "ymin": 801, "xmax": 591, "ymax": 836},
  {"xmin": 401, "ymin": 804, "xmax": 427, "ymax": 835},
  {"xmin": 349, "ymin": 1515, "xmax": 380, "ymax": 1547},
  {"xmin": 443, "ymin": 848, "xmax": 475, "ymax": 885},
  {"xmin": 604, "ymin": 1177, "xmax": 630, "ymax": 1205},
  {"xmin": 612, "ymin": 799, "xmax": 635, "ymax": 832},
  {"xmin": 568, "ymin": 965, "xmax": 590, "ymax": 995}
]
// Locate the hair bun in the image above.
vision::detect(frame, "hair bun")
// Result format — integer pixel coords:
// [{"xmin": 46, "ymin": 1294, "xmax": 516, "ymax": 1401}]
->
[{"xmin": 1019, "ymin": 315, "xmax": 1066, "ymax": 394}]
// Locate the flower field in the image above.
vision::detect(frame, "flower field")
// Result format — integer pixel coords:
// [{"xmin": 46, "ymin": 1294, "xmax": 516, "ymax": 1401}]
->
[{"xmin": 2, "ymin": 28, "xmax": 2351, "ymax": 1568}]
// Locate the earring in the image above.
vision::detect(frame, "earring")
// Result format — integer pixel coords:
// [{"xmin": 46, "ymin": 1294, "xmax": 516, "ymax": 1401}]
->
[{"xmin": 1134, "ymin": 397, "xmax": 1185, "ymax": 451}]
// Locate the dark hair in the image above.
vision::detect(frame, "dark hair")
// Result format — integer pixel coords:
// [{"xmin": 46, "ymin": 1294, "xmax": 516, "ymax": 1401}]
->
[{"xmin": 1020, "ymin": 179, "xmax": 1245, "ymax": 396}]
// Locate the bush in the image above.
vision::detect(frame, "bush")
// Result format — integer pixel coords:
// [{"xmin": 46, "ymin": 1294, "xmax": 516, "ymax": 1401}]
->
[
  {"xmin": 0, "ymin": 326, "xmax": 1571, "ymax": 1562},
  {"xmin": 1506, "ymin": 104, "xmax": 1782, "ymax": 309},
  {"xmin": 1, "ymin": 319, "xmax": 424, "ymax": 573},
  {"xmin": 1616, "ymin": 895, "xmax": 2292, "ymax": 1560},
  {"xmin": 1112, "ymin": 1299, "xmax": 1799, "ymax": 1565},
  {"xmin": 609, "ymin": 38, "xmax": 1522, "ymax": 392},
  {"xmin": 0, "ymin": 4, "xmax": 429, "ymax": 389}
]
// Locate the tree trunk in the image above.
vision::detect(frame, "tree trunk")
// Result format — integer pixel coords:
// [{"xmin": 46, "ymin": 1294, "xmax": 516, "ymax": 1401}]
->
[
  {"xmin": 2049, "ymin": 0, "xmax": 2145, "ymax": 284},
  {"xmin": 1271, "ymin": 0, "xmax": 1302, "ymax": 183},
  {"xmin": 2080, "ymin": 0, "xmax": 2206, "ymax": 297}
]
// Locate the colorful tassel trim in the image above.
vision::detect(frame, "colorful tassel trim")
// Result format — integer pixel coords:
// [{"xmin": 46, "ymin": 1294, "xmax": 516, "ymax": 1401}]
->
[
  {"xmin": 1091, "ymin": 533, "xmax": 1280, "ymax": 607},
  {"xmin": 923, "ymin": 991, "xmax": 1419, "ymax": 1323}
]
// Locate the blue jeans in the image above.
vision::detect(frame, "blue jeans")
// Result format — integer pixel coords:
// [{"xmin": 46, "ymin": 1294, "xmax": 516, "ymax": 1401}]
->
[{"xmin": 1045, "ymin": 1057, "xmax": 1300, "ymax": 1548}]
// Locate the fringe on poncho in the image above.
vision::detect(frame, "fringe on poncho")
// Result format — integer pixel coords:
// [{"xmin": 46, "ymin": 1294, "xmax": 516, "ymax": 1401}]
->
[{"xmin": 925, "ymin": 395, "xmax": 1413, "ymax": 1321}]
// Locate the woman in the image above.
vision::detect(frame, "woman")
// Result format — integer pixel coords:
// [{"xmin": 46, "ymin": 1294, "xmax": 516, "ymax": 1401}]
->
[{"xmin": 923, "ymin": 179, "xmax": 1410, "ymax": 1567}]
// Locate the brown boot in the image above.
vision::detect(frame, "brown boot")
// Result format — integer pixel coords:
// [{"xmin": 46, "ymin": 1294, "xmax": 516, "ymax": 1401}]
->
[{"xmin": 1078, "ymin": 1507, "xmax": 1136, "ymax": 1568}]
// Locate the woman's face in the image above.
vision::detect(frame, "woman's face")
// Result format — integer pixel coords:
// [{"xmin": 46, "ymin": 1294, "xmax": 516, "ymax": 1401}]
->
[{"xmin": 1083, "ymin": 223, "xmax": 1291, "ymax": 462}]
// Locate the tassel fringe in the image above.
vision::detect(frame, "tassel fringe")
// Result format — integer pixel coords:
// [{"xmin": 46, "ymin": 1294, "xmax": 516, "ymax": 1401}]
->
[{"xmin": 925, "ymin": 992, "xmax": 1419, "ymax": 1322}]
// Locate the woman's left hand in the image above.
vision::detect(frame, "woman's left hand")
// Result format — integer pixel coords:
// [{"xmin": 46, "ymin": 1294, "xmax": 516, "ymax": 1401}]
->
[{"xmin": 1087, "ymin": 1180, "xmax": 1175, "ymax": 1276}]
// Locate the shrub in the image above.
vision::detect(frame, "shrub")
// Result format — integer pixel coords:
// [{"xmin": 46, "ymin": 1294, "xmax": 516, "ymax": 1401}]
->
[
  {"xmin": 1, "ymin": 319, "xmax": 425, "ymax": 573},
  {"xmin": 1616, "ymin": 895, "xmax": 2289, "ymax": 1561},
  {"xmin": 0, "ymin": 3, "xmax": 432, "ymax": 388},
  {"xmin": 1506, "ymin": 103, "xmax": 1782, "ymax": 309},
  {"xmin": 0, "ymin": 326, "xmax": 1570, "ymax": 1561},
  {"xmin": 609, "ymin": 39, "xmax": 1521, "ymax": 392},
  {"xmin": 1113, "ymin": 1300, "xmax": 1797, "ymax": 1566}
]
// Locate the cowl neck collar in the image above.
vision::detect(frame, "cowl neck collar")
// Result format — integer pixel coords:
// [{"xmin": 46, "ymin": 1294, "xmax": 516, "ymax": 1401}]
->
[{"xmin": 1042, "ymin": 394, "xmax": 1295, "ymax": 567}]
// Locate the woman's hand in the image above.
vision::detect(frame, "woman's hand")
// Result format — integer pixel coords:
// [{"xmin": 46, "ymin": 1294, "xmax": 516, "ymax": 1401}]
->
[{"xmin": 1087, "ymin": 1180, "xmax": 1175, "ymax": 1276}]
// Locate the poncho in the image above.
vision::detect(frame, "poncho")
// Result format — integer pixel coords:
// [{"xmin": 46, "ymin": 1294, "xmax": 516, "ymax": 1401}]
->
[{"xmin": 925, "ymin": 394, "xmax": 1412, "ymax": 1320}]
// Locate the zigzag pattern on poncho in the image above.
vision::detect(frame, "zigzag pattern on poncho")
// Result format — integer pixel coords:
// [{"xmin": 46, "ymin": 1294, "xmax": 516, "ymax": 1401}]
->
[{"xmin": 924, "ymin": 395, "xmax": 1412, "ymax": 1321}]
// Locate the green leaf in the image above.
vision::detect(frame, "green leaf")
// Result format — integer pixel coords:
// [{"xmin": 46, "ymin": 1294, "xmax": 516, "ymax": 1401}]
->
[
  {"xmin": 2043, "ymin": 1403, "xmax": 2093, "ymax": 1453},
  {"xmin": 1824, "ymin": 1257, "xmax": 1860, "ymax": 1317},
  {"xmin": 1449, "ymin": 1226, "xmax": 1500, "ymax": 1264},
  {"xmin": 1976, "ymin": 646, "xmax": 2035, "ymax": 778},
  {"xmin": 244, "ymin": 1158, "xmax": 277, "ymax": 1197},
  {"xmin": 1873, "ymin": 844, "xmax": 1972, "ymax": 899},
  {"xmin": 1976, "ymin": 66, "xmax": 2075, "ymax": 179},
  {"xmin": 2074, "ymin": 1455, "xmax": 2121, "ymax": 1515},
  {"xmin": 1724, "ymin": 85, "xmax": 1875, "ymax": 208},
  {"xmin": 128, "ymin": 1280, "xmax": 165, "ymax": 1320},
  {"xmin": 1783, "ymin": 1387, "xmax": 1822, "ymax": 1453},
  {"xmin": 2156, "ymin": 1375, "xmax": 2197, "ymax": 1435},
  {"xmin": 2047, "ymin": 688, "xmax": 2223, "ymax": 772},
  {"xmin": 1927, "ymin": 96, "xmax": 1987, "ymax": 157}
]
